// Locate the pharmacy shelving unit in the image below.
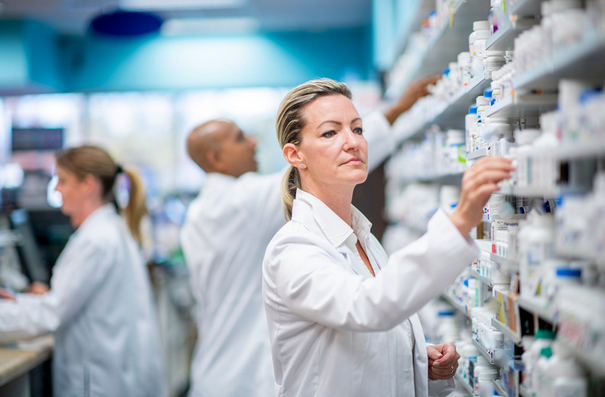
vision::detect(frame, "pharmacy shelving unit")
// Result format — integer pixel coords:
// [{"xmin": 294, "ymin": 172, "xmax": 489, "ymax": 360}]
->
[
  {"xmin": 455, "ymin": 373, "xmax": 474, "ymax": 395},
  {"xmin": 440, "ymin": 293, "xmax": 467, "ymax": 316},
  {"xmin": 518, "ymin": 385, "xmax": 533, "ymax": 397},
  {"xmin": 513, "ymin": 33, "xmax": 605, "ymax": 92},
  {"xmin": 485, "ymin": 19, "xmax": 539, "ymax": 52},
  {"xmin": 558, "ymin": 337, "xmax": 605, "ymax": 378},
  {"xmin": 494, "ymin": 379, "xmax": 510, "ymax": 397},
  {"xmin": 486, "ymin": 93, "xmax": 558, "ymax": 118},
  {"xmin": 384, "ymin": 0, "xmax": 605, "ymax": 393},
  {"xmin": 388, "ymin": 0, "xmax": 491, "ymax": 100},
  {"xmin": 393, "ymin": 74, "xmax": 492, "ymax": 142},
  {"xmin": 400, "ymin": 170, "xmax": 464, "ymax": 185}
]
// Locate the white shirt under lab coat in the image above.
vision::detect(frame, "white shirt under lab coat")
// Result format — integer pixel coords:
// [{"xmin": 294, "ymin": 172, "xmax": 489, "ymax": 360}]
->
[
  {"xmin": 180, "ymin": 111, "xmax": 394, "ymax": 397},
  {"xmin": 0, "ymin": 204, "xmax": 166, "ymax": 397},
  {"xmin": 262, "ymin": 189, "xmax": 479, "ymax": 397}
]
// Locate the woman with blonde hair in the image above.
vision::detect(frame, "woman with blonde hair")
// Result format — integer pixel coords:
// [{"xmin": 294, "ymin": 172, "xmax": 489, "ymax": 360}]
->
[
  {"xmin": 262, "ymin": 79, "xmax": 514, "ymax": 396},
  {"xmin": 0, "ymin": 145, "xmax": 166, "ymax": 397}
]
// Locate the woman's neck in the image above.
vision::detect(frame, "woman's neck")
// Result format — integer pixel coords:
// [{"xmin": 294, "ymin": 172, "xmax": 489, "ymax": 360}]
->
[
  {"xmin": 71, "ymin": 200, "xmax": 106, "ymax": 228},
  {"xmin": 302, "ymin": 183, "xmax": 355, "ymax": 227}
]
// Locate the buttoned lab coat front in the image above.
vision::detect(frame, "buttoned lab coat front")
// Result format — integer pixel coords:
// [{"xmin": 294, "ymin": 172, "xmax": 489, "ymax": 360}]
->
[
  {"xmin": 262, "ymin": 190, "xmax": 480, "ymax": 397},
  {"xmin": 180, "ymin": 111, "xmax": 395, "ymax": 397},
  {"xmin": 0, "ymin": 204, "xmax": 166, "ymax": 397}
]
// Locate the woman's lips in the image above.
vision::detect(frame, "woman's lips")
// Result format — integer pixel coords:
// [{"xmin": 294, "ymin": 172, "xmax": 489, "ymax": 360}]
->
[{"xmin": 342, "ymin": 158, "xmax": 363, "ymax": 165}]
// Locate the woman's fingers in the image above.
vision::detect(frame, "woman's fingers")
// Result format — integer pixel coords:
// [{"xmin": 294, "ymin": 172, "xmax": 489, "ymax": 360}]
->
[
  {"xmin": 428, "ymin": 363, "xmax": 458, "ymax": 380},
  {"xmin": 450, "ymin": 156, "xmax": 515, "ymax": 236}
]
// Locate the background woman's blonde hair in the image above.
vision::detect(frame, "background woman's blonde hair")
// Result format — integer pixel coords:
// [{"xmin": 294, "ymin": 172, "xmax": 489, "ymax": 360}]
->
[
  {"xmin": 55, "ymin": 145, "xmax": 147, "ymax": 243},
  {"xmin": 275, "ymin": 78, "xmax": 352, "ymax": 220}
]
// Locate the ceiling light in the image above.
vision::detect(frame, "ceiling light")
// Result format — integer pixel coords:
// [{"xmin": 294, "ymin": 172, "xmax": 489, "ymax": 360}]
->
[
  {"xmin": 120, "ymin": 0, "xmax": 247, "ymax": 10},
  {"xmin": 161, "ymin": 17, "xmax": 260, "ymax": 36}
]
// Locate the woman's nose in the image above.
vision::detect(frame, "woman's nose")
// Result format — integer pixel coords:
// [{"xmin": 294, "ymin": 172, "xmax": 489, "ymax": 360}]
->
[
  {"xmin": 343, "ymin": 129, "xmax": 360, "ymax": 150},
  {"xmin": 247, "ymin": 135, "xmax": 257, "ymax": 148}
]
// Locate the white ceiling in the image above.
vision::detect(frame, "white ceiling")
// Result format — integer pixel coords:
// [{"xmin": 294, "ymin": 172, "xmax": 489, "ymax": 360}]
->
[{"xmin": 0, "ymin": 0, "xmax": 373, "ymax": 36}]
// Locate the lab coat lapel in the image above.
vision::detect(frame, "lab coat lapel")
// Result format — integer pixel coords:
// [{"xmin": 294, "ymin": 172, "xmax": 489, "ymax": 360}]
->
[
  {"xmin": 410, "ymin": 313, "xmax": 429, "ymax": 395},
  {"xmin": 337, "ymin": 246, "xmax": 369, "ymax": 276}
]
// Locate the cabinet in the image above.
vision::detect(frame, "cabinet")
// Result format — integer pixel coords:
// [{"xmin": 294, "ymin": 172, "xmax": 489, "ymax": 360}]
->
[{"xmin": 383, "ymin": 0, "xmax": 605, "ymax": 396}]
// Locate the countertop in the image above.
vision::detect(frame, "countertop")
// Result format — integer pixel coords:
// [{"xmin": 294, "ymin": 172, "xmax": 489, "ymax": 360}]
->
[{"xmin": 0, "ymin": 335, "xmax": 54, "ymax": 387}]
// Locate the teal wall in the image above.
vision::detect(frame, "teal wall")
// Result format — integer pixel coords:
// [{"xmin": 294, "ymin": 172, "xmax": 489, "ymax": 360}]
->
[
  {"xmin": 372, "ymin": 0, "xmax": 422, "ymax": 71},
  {"xmin": 0, "ymin": 21, "xmax": 37, "ymax": 88},
  {"xmin": 0, "ymin": 20, "xmax": 63, "ymax": 92},
  {"xmin": 0, "ymin": 20, "xmax": 373, "ymax": 93}
]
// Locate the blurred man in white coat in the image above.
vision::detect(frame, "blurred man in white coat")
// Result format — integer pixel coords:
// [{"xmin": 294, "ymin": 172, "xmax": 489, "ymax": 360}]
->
[{"xmin": 181, "ymin": 75, "xmax": 439, "ymax": 397}]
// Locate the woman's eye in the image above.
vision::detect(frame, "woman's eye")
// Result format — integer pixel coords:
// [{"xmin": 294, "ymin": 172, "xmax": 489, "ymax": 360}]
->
[
  {"xmin": 354, "ymin": 128, "xmax": 364, "ymax": 135},
  {"xmin": 321, "ymin": 130, "xmax": 336, "ymax": 138}
]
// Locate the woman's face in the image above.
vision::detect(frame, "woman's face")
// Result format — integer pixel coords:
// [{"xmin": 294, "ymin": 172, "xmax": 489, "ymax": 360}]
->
[
  {"xmin": 290, "ymin": 94, "xmax": 368, "ymax": 192},
  {"xmin": 54, "ymin": 166, "xmax": 87, "ymax": 220}
]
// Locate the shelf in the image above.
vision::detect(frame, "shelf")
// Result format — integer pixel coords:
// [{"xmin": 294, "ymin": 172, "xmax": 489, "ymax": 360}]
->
[
  {"xmin": 519, "ymin": 384, "xmax": 533, "ymax": 397},
  {"xmin": 393, "ymin": 74, "xmax": 492, "ymax": 142},
  {"xmin": 493, "ymin": 379, "xmax": 509, "ymax": 397},
  {"xmin": 555, "ymin": 245, "xmax": 603, "ymax": 262},
  {"xmin": 472, "ymin": 338, "xmax": 495, "ymax": 365},
  {"xmin": 495, "ymin": 185, "xmax": 556, "ymax": 198},
  {"xmin": 514, "ymin": 33, "xmax": 605, "ymax": 92},
  {"xmin": 394, "ymin": 0, "xmax": 438, "ymax": 56},
  {"xmin": 455, "ymin": 373, "xmax": 474, "ymax": 395},
  {"xmin": 490, "ymin": 214, "xmax": 527, "ymax": 221},
  {"xmin": 486, "ymin": 19, "xmax": 539, "ymax": 51},
  {"xmin": 410, "ymin": 0, "xmax": 492, "ymax": 81},
  {"xmin": 552, "ymin": 144, "xmax": 605, "ymax": 160},
  {"xmin": 440, "ymin": 293, "xmax": 467, "ymax": 316},
  {"xmin": 510, "ymin": 0, "xmax": 544, "ymax": 17},
  {"xmin": 467, "ymin": 148, "xmax": 487, "ymax": 160},
  {"xmin": 387, "ymin": 0, "xmax": 491, "ymax": 100},
  {"xmin": 492, "ymin": 318, "xmax": 523, "ymax": 345},
  {"xmin": 471, "ymin": 270, "xmax": 493, "ymax": 287},
  {"xmin": 486, "ymin": 93, "xmax": 558, "ymax": 118},
  {"xmin": 401, "ymin": 170, "xmax": 464, "ymax": 185},
  {"xmin": 517, "ymin": 296, "xmax": 556, "ymax": 324},
  {"xmin": 490, "ymin": 254, "xmax": 516, "ymax": 267},
  {"xmin": 558, "ymin": 336, "xmax": 605, "ymax": 377}
]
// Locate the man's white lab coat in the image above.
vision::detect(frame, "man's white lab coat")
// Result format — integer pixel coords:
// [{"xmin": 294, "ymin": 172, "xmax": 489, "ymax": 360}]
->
[
  {"xmin": 262, "ymin": 189, "xmax": 479, "ymax": 397},
  {"xmin": 0, "ymin": 204, "xmax": 166, "ymax": 397},
  {"xmin": 180, "ymin": 112, "xmax": 395, "ymax": 397}
]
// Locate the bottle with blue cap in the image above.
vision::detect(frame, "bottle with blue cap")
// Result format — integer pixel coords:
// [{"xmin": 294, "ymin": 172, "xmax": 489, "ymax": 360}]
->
[{"xmin": 466, "ymin": 105, "xmax": 479, "ymax": 156}]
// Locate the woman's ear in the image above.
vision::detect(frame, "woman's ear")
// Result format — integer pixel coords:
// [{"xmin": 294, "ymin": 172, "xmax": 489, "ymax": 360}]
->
[
  {"xmin": 82, "ymin": 174, "xmax": 102, "ymax": 197},
  {"xmin": 283, "ymin": 143, "xmax": 304, "ymax": 169}
]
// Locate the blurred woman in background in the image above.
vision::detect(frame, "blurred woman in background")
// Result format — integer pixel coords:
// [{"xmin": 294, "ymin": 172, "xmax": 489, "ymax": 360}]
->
[{"xmin": 0, "ymin": 145, "xmax": 166, "ymax": 397}]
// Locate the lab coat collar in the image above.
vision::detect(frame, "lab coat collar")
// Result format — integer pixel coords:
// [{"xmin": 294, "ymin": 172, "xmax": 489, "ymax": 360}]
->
[
  {"xmin": 292, "ymin": 189, "xmax": 372, "ymax": 248},
  {"xmin": 204, "ymin": 172, "xmax": 237, "ymax": 188},
  {"xmin": 77, "ymin": 203, "xmax": 117, "ymax": 234}
]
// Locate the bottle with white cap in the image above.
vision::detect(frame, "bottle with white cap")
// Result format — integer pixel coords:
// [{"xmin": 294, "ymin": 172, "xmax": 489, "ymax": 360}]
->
[
  {"xmin": 522, "ymin": 330, "xmax": 555, "ymax": 390},
  {"xmin": 470, "ymin": 21, "xmax": 491, "ymax": 78},
  {"xmin": 514, "ymin": 128, "xmax": 541, "ymax": 188},
  {"xmin": 541, "ymin": 340, "xmax": 587, "ymax": 397}
]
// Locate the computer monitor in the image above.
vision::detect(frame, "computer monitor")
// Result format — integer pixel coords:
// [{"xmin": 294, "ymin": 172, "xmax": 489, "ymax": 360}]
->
[{"xmin": 9, "ymin": 209, "xmax": 50, "ymax": 284}]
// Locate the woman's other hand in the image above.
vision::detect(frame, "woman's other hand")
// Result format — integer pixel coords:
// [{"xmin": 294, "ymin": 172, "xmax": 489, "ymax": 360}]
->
[
  {"xmin": 427, "ymin": 343, "xmax": 460, "ymax": 380},
  {"xmin": 27, "ymin": 282, "xmax": 50, "ymax": 295},
  {"xmin": 450, "ymin": 156, "xmax": 514, "ymax": 236}
]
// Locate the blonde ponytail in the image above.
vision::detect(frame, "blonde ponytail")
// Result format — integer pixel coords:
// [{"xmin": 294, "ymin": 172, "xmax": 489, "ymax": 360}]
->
[
  {"xmin": 122, "ymin": 168, "xmax": 147, "ymax": 244},
  {"xmin": 281, "ymin": 165, "xmax": 301, "ymax": 221}
]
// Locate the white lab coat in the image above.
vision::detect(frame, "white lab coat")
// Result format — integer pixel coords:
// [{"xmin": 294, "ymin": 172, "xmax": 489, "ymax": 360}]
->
[
  {"xmin": 262, "ymin": 189, "xmax": 480, "ymax": 397},
  {"xmin": 180, "ymin": 111, "xmax": 394, "ymax": 397},
  {"xmin": 0, "ymin": 204, "xmax": 166, "ymax": 397}
]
